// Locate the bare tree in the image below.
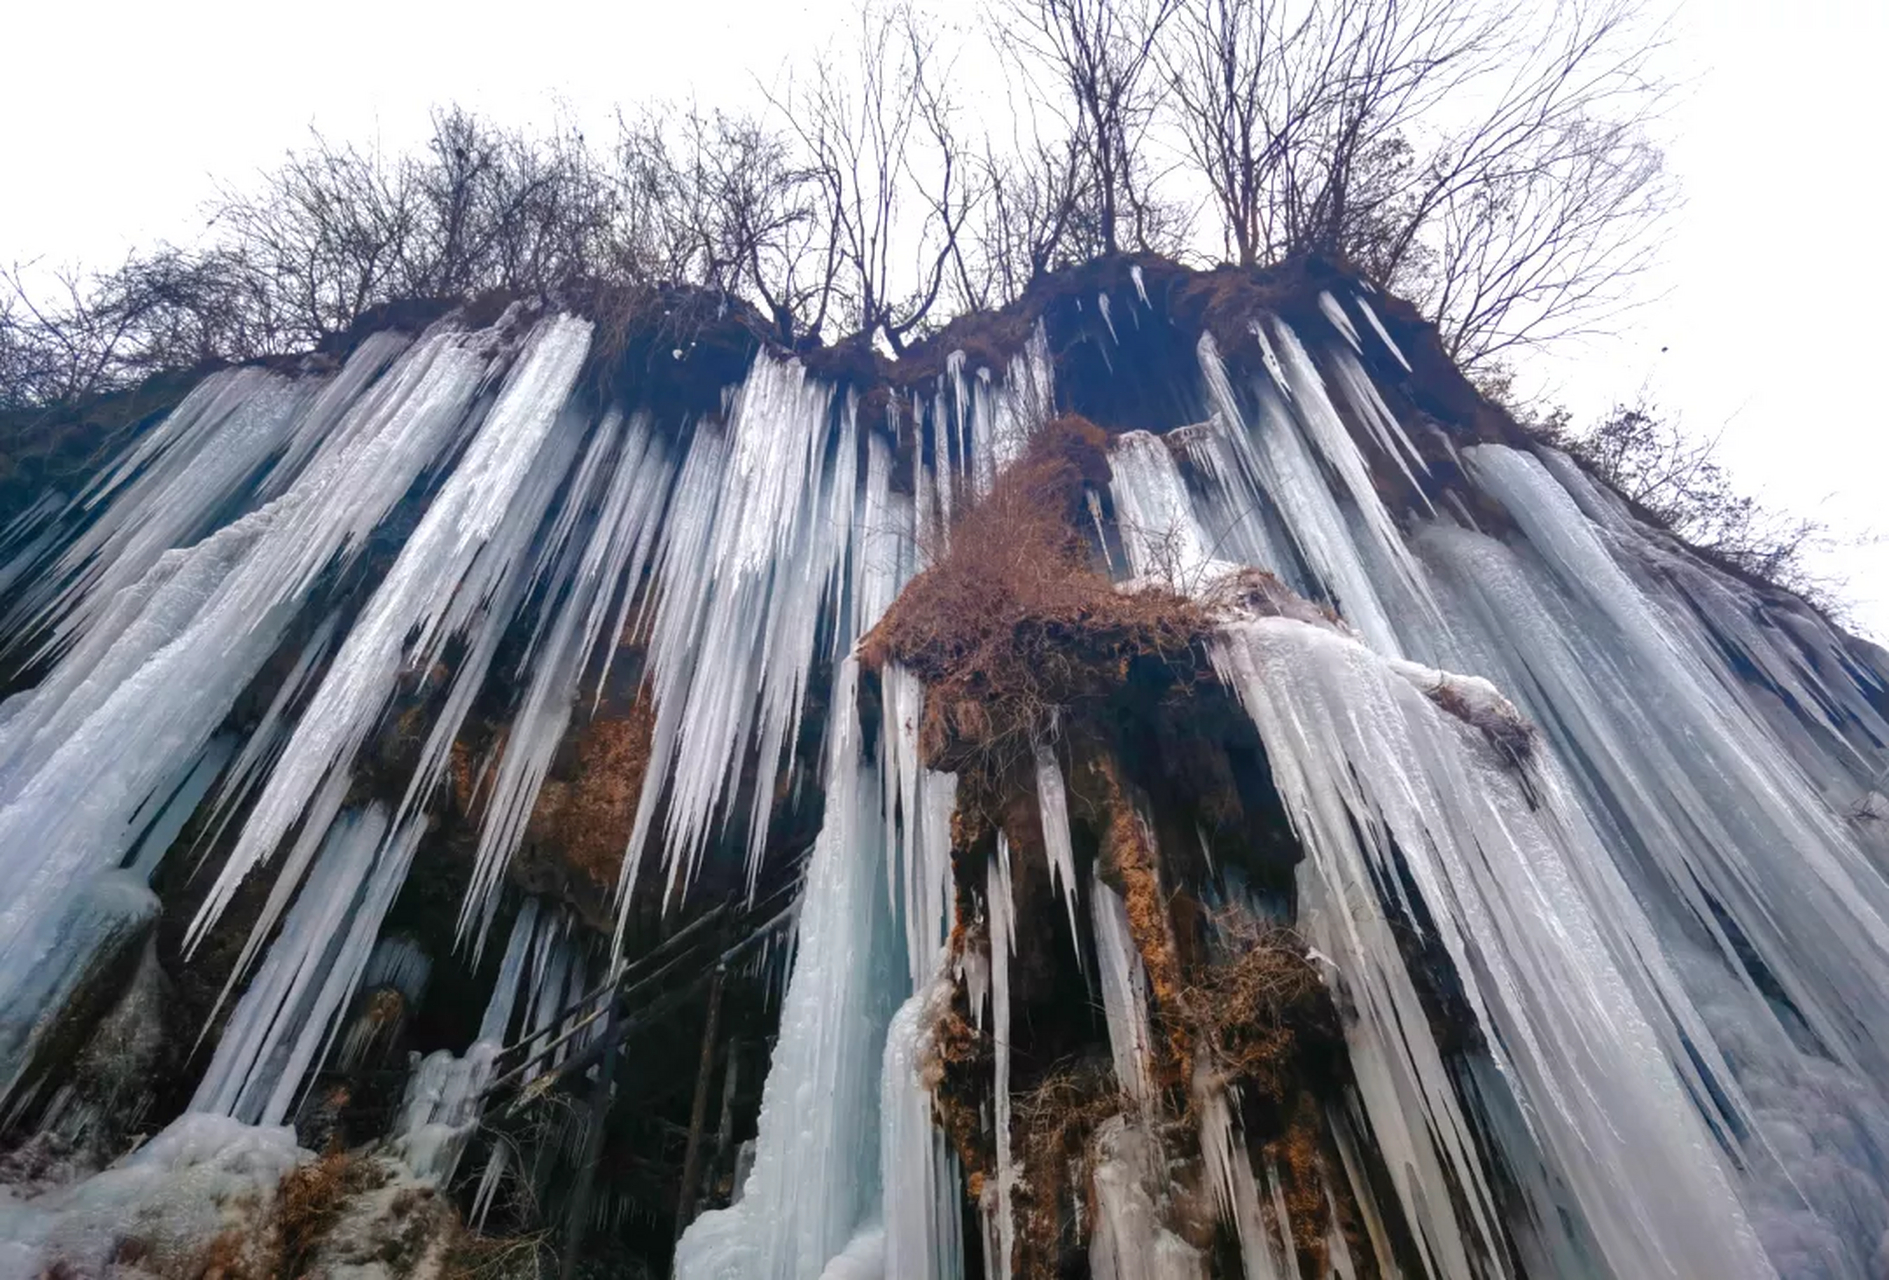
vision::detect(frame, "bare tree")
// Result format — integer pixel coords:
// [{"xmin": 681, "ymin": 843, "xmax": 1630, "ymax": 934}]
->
[
  {"xmin": 957, "ymin": 125, "xmax": 1097, "ymax": 310},
  {"xmin": 0, "ymin": 251, "xmax": 275, "ymax": 409},
  {"xmin": 776, "ymin": 3, "xmax": 981, "ymax": 351},
  {"xmin": 1001, "ymin": 0, "xmax": 1185, "ymax": 254},
  {"xmin": 618, "ymin": 106, "xmax": 841, "ymax": 342},
  {"xmin": 1162, "ymin": 0, "xmax": 1671, "ymax": 367},
  {"xmin": 209, "ymin": 131, "xmax": 423, "ymax": 348}
]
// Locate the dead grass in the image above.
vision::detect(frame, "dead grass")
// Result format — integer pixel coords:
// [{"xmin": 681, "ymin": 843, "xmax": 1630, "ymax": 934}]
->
[
  {"xmin": 276, "ymin": 1149, "xmax": 384, "ymax": 1278},
  {"xmin": 526, "ymin": 697, "xmax": 656, "ymax": 888},
  {"xmin": 860, "ymin": 415, "xmax": 1211, "ymax": 774},
  {"xmin": 1178, "ymin": 909, "xmax": 1336, "ymax": 1101},
  {"xmin": 509, "ymin": 695, "xmax": 657, "ymax": 927}
]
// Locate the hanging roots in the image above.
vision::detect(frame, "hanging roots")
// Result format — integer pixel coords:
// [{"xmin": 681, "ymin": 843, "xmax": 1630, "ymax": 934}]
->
[
  {"xmin": 1178, "ymin": 909, "xmax": 1338, "ymax": 1102},
  {"xmin": 1012, "ymin": 1060, "xmax": 1126, "ymax": 1275},
  {"xmin": 1179, "ymin": 907, "xmax": 1349, "ymax": 1275}
]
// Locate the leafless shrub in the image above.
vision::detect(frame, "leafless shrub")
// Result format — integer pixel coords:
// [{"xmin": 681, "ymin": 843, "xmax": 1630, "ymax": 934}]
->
[
  {"xmin": 617, "ymin": 105, "xmax": 837, "ymax": 343},
  {"xmin": 1545, "ymin": 399, "xmax": 1872, "ymax": 610},
  {"xmin": 1160, "ymin": 0, "xmax": 1674, "ymax": 369}
]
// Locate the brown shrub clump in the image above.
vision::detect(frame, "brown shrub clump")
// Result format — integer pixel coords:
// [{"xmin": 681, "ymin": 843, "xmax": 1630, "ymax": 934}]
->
[
  {"xmin": 860, "ymin": 415, "xmax": 1210, "ymax": 773},
  {"xmin": 512, "ymin": 695, "xmax": 657, "ymax": 926}
]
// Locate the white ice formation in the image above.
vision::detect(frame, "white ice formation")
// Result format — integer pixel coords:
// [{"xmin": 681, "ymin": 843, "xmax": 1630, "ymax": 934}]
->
[{"xmin": 0, "ymin": 270, "xmax": 1880, "ymax": 1280}]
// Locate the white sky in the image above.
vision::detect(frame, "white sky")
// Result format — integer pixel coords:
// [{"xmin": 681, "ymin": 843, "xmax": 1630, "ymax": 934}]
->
[{"xmin": 3, "ymin": 0, "xmax": 1882, "ymax": 635}]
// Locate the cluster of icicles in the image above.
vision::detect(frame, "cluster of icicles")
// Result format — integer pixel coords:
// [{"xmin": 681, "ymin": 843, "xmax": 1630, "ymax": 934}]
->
[{"xmin": 0, "ymin": 269, "xmax": 1882, "ymax": 1280}]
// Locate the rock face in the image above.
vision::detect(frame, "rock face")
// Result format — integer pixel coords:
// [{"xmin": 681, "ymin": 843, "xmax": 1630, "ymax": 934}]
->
[{"xmin": 0, "ymin": 252, "xmax": 1885, "ymax": 1279}]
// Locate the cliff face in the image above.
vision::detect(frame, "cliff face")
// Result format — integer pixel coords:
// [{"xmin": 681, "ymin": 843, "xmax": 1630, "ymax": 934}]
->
[{"xmin": 0, "ymin": 253, "xmax": 1884, "ymax": 1280}]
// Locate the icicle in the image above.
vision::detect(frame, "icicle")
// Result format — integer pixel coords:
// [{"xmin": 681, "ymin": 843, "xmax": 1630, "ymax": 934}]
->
[
  {"xmin": 1033, "ymin": 742, "xmax": 1082, "ymax": 969},
  {"xmin": 1261, "ymin": 1162, "xmax": 1304, "ymax": 1280},
  {"xmin": 1166, "ymin": 422, "xmax": 1296, "ymax": 583},
  {"xmin": 6, "ymin": 369, "xmax": 317, "ymax": 655},
  {"xmin": 1211, "ymin": 615, "xmax": 1778, "ymax": 1279},
  {"xmin": 395, "ymin": 1042, "xmax": 502, "ymax": 1184},
  {"xmin": 0, "ymin": 315, "xmax": 496, "ymax": 1073},
  {"xmin": 973, "ymin": 323, "xmax": 1052, "ymax": 490},
  {"xmin": 1318, "ymin": 292, "xmax": 1362, "ymax": 353},
  {"xmin": 1326, "ymin": 345, "xmax": 1432, "ymax": 502},
  {"xmin": 1250, "ymin": 322, "xmax": 1290, "ymax": 398},
  {"xmin": 1130, "ymin": 265, "xmax": 1149, "ymax": 306},
  {"xmin": 192, "ymin": 806, "xmax": 397, "ymax": 1124},
  {"xmin": 337, "ymin": 935, "xmax": 432, "ymax": 1071},
  {"xmin": 397, "ymin": 903, "xmax": 552, "ymax": 1184},
  {"xmin": 881, "ymin": 664, "xmax": 958, "ymax": 990},
  {"xmin": 1353, "ymin": 295, "xmax": 1411, "ymax": 371},
  {"xmin": 1263, "ymin": 319, "xmax": 1433, "ymax": 610},
  {"xmin": 1098, "ymin": 293, "xmax": 1118, "ymax": 344},
  {"xmin": 619, "ymin": 354, "xmax": 874, "ymax": 902},
  {"xmin": 1194, "ymin": 1063, "xmax": 1290, "ymax": 1280},
  {"xmin": 0, "ymin": 871, "xmax": 158, "ymax": 1105},
  {"xmin": 459, "ymin": 411, "xmax": 671, "ymax": 947},
  {"xmin": 1456, "ymin": 445, "xmax": 1889, "ymax": 1080},
  {"xmin": 126, "ymin": 733, "xmax": 236, "ymax": 879},
  {"xmin": 482, "ymin": 914, "xmax": 537, "ymax": 1049},
  {"xmin": 1195, "ymin": 333, "xmax": 1404, "ymax": 654},
  {"xmin": 988, "ymin": 834, "xmax": 1018, "ymax": 1280},
  {"xmin": 1090, "ymin": 875, "xmax": 1155, "ymax": 1106},
  {"xmin": 1089, "ymin": 1115, "xmax": 1205, "ymax": 1280},
  {"xmin": 673, "ymin": 657, "xmax": 903, "ymax": 1280},
  {"xmin": 187, "ymin": 315, "xmax": 592, "ymax": 960},
  {"xmin": 880, "ymin": 978, "xmax": 964, "ymax": 1280},
  {"xmin": 360, "ymin": 936, "xmax": 432, "ymax": 1009},
  {"xmin": 1108, "ymin": 431, "xmax": 1228, "ymax": 591},
  {"xmin": 186, "ymin": 613, "xmax": 340, "ymax": 868}
]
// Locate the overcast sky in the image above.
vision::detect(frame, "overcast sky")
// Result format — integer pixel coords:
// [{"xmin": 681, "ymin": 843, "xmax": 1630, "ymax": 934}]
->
[{"xmin": 3, "ymin": 0, "xmax": 1882, "ymax": 635}]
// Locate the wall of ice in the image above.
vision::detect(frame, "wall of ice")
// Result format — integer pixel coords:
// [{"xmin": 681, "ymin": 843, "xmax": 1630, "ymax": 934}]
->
[{"xmin": 0, "ymin": 263, "xmax": 1881, "ymax": 1280}]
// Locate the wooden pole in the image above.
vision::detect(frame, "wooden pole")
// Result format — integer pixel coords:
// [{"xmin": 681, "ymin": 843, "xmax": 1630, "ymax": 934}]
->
[
  {"xmin": 560, "ymin": 996, "xmax": 620, "ymax": 1280},
  {"xmin": 673, "ymin": 962, "xmax": 727, "ymax": 1240},
  {"xmin": 710, "ymin": 1036, "xmax": 741, "ymax": 1197}
]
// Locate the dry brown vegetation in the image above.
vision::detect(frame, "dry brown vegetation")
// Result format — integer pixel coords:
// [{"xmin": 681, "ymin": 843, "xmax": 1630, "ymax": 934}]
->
[
  {"xmin": 1011, "ymin": 1060, "xmax": 1126, "ymax": 1271},
  {"xmin": 1088, "ymin": 750, "xmax": 1191, "ymax": 1074},
  {"xmin": 860, "ymin": 414, "xmax": 1211, "ymax": 773},
  {"xmin": 525, "ymin": 699, "xmax": 657, "ymax": 890},
  {"xmin": 500, "ymin": 695, "xmax": 657, "ymax": 929},
  {"xmin": 276, "ymin": 1150, "xmax": 385, "ymax": 1278},
  {"xmin": 441, "ymin": 1226, "xmax": 548, "ymax": 1280},
  {"xmin": 1178, "ymin": 910, "xmax": 1335, "ymax": 1104},
  {"xmin": 1179, "ymin": 908, "xmax": 1348, "ymax": 1273}
]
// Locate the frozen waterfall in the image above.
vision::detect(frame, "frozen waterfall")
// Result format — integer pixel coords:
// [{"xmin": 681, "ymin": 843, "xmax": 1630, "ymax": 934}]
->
[{"xmin": 0, "ymin": 267, "xmax": 1883, "ymax": 1280}]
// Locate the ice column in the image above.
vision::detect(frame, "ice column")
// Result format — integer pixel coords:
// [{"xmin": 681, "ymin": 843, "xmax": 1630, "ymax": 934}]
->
[{"xmin": 672, "ymin": 658, "xmax": 903, "ymax": 1280}]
